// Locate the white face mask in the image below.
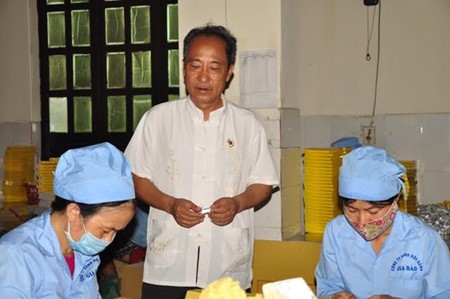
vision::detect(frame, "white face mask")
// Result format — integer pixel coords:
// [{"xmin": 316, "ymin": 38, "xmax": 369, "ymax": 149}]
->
[
  {"xmin": 344, "ymin": 201, "xmax": 398, "ymax": 241},
  {"xmin": 64, "ymin": 219, "xmax": 114, "ymax": 256}
]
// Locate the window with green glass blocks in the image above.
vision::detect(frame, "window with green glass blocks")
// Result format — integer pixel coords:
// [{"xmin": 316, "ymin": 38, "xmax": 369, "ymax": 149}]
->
[{"xmin": 38, "ymin": 0, "xmax": 179, "ymax": 159}]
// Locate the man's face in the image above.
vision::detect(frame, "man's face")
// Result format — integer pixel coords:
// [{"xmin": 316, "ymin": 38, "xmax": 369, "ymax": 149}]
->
[{"xmin": 183, "ymin": 35, "xmax": 234, "ymax": 109}]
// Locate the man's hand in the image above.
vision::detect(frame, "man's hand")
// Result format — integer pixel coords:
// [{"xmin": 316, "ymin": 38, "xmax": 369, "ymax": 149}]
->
[
  {"xmin": 170, "ymin": 198, "xmax": 204, "ymax": 228},
  {"xmin": 208, "ymin": 197, "xmax": 239, "ymax": 226},
  {"xmin": 368, "ymin": 295, "xmax": 400, "ymax": 299}
]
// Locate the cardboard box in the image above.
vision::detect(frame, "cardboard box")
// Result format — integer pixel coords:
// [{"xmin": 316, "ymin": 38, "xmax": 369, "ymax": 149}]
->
[
  {"xmin": 114, "ymin": 260, "xmax": 144, "ymax": 299},
  {"xmin": 185, "ymin": 289, "xmax": 201, "ymax": 299},
  {"xmin": 114, "ymin": 239, "xmax": 322, "ymax": 298},
  {"xmin": 251, "ymin": 240, "xmax": 322, "ymax": 294}
]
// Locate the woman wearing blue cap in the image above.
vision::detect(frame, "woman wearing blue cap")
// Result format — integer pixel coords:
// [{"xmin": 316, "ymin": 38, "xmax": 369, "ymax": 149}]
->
[
  {"xmin": 315, "ymin": 146, "xmax": 450, "ymax": 299},
  {"xmin": 0, "ymin": 142, "xmax": 136, "ymax": 298}
]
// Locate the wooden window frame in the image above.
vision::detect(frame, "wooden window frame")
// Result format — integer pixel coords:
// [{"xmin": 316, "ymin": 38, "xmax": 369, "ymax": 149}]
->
[{"xmin": 38, "ymin": 0, "xmax": 178, "ymax": 159}]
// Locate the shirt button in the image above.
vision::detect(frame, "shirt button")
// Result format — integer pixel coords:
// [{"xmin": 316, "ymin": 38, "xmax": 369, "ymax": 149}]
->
[
  {"xmin": 201, "ymin": 175, "xmax": 206, "ymax": 179},
  {"xmin": 197, "ymin": 233, "xmax": 202, "ymax": 238}
]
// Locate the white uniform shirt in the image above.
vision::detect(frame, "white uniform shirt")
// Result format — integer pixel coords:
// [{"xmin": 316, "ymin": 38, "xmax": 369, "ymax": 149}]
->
[{"xmin": 125, "ymin": 96, "xmax": 279, "ymax": 289}]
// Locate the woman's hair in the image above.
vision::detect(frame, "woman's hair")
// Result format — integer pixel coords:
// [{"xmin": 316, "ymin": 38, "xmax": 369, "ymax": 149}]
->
[
  {"xmin": 51, "ymin": 195, "xmax": 136, "ymax": 218},
  {"xmin": 340, "ymin": 193, "xmax": 399, "ymax": 209},
  {"xmin": 183, "ymin": 23, "xmax": 237, "ymax": 68}
]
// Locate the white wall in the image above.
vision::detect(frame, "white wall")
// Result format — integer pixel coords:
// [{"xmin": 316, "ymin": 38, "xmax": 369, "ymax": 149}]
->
[
  {"xmin": 281, "ymin": 0, "xmax": 302, "ymax": 109},
  {"xmin": 178, "ymin": 0, "xmax": 282, "ymax": 105},
  {"xmin": 179, "ymin": 0, "xmax": 450, "ymax": 115},
  {"xmin": 295, "ymin": 0, "xmax": 450, "ymax": 116},
  {"xmin": 0, "ymin": 0, "xmax": 40, "ymax": 122},
  {"xmin": 0, "ymin": 0, "xmax": 40, "ymax": 188}
]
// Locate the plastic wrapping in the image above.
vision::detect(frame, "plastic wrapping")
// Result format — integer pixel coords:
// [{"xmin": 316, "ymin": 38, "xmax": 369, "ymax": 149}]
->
[{"xmin": 417, "ymin": 204, "xmax": 450, "ymax": 248}]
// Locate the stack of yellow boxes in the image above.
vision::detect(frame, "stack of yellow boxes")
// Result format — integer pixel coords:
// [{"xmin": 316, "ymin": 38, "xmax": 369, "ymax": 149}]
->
[
  {"xmin": 398, "ymin": 160, "xmax": 418, "ymax": 215},
  {"xmin": 302, "ymin": 148, "xmax": 350, "ymax": 240},
  {"xmin": 36, "ymin": 158, "xmax": 59, "ymax": 193},
  {"xmin": 2, "ymin": 146, "xmax": 37, "ymax": 204}
]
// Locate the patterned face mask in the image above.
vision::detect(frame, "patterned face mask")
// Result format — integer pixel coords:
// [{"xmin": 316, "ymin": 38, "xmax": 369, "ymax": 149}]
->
[{"xmin": 345, "ymin": 201, "xmax": 398, "ymax": 241}]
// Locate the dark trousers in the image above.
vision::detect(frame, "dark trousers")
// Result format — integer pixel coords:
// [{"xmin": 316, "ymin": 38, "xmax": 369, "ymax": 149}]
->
[{"xmin": 141, "ymin": 282, "xmax": 200, "ymax": 299}]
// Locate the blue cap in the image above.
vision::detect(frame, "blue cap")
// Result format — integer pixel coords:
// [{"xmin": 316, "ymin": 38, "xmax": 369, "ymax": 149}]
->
[
  {"xmin": 339, "ymin": 146, "xmax": 406, "ymax": 201},
  {"xmin": 53, "ymin": 142, "xmax": 135, "ymax": 204},
  {"xmin": 331, "ymin": 137, "xmax": 361, "ymax": 149}
]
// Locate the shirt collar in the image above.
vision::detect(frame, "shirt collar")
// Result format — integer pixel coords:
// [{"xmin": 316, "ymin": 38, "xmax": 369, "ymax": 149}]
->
[
  {"xmin": 186, "ymin": 95, "xmax": 227, "ymax": 123},
  {"xmin": 37, "ymin": 210, "xmax": 60, "ymax": 257}
]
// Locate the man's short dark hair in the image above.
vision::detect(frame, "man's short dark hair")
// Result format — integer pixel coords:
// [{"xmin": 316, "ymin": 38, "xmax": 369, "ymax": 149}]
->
[{"xmin": 183, "ymin": 23, "xmax": 237, "ymax": 68}]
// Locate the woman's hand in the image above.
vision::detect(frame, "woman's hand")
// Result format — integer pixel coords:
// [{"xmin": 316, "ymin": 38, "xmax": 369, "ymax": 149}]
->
[
  {"xmin": 331, "ymin": 291, "xmax": 356, "ymax": 299},
  {"xmin": 368, "ymin": 295, "xmax": 400, "ymax": 299}
]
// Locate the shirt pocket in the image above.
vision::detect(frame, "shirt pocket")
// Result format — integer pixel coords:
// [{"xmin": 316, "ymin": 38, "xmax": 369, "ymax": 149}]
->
[
  {"xmin": 388, "ymin": 277, "xmax": 423, "ymax": 299},
  {"xmin": 220, "ymin": 226, "xmax": 251, "ymax": 275},
  {"xmin": 147, "ymin": 218, "xmax": 179, "ymax": 268}
]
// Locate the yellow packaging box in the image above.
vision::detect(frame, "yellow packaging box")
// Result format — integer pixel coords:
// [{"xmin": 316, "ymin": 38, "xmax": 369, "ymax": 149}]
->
[{"xmin": 252, "ymin": 240, "xmax": 322, "ymax": 294}]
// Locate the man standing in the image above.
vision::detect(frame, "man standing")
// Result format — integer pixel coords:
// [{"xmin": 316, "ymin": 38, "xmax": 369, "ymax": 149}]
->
[{"xmin": 125, "ymin": 24, "xmax": 279, "ymax": 299}]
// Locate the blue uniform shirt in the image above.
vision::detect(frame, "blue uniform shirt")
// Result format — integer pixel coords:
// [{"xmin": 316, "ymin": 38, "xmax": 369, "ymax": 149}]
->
[
  {"xmin": 0, "ymin": 211, "xmax": 101, "ymax": 298},
  {"xmin": 316, "ymin": 211, "xmax": 450, "ymax": 299}
]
